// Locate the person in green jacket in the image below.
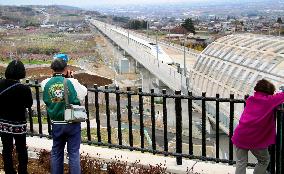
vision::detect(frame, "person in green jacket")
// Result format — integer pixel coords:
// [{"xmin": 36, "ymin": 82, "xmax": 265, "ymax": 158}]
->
[{"xmin": 41, "ymin": 58, "xmax": 87, "ymax": 174}]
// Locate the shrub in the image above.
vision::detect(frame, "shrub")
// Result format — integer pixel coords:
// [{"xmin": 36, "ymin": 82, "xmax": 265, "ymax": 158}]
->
[
  {"xmin": 35, "ymin": 150, "xmax": 168, "ymax": 174},
  {"xmin": 80, "ymin": 153, "xmax": 103, "ymax": 173},
  {"xmin": 0, "ymin": 150, "xmax": 168, "ymax": 173},
  {"xmin": 37, "ymin": 149, "xmax": 51, "ymax": 172}
]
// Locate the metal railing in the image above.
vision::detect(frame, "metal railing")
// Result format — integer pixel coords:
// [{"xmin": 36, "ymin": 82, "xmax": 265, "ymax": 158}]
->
[{"xmin": 26, "ymin": 81, "xmax": 284, "ymax": 173}]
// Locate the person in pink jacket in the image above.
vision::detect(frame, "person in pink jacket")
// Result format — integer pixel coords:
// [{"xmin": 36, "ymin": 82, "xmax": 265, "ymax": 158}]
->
[{"xmin": 232, "ymin": 79, "xmax": 284, "ymax": 174}]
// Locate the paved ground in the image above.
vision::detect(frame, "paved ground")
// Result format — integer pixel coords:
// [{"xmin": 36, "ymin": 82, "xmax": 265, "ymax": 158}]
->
[
  {"xmin": 19, "ymin": 136, "xmax": 254, "ymax": 174},
  {"xmin": 161, "ymin": 45, "xmax": 198, "ymax": 70}
]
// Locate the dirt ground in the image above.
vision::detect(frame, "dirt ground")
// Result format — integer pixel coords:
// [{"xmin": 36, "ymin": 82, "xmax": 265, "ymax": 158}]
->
[
  {"xmin": 0, "ymin": 65, "xmax": 112, "ymax": 87},
  {"xmin": 0, "ymin": 66, "xmax": 4, "ymax": 77}
]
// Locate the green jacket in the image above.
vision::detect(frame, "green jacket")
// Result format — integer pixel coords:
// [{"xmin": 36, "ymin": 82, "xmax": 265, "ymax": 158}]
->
[{"xmin": 43, "ymin": 75, "xmax": 81, "ymax": 121}]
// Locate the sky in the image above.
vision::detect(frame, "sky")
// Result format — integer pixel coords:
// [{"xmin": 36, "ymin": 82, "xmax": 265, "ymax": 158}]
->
[
  {"xmin": 0, "ymin": 0, "xmax": 212, "ymax": 7},
  {"xmin": 0, "ymin": 0, "xmax": 272, "ymax": 8}
]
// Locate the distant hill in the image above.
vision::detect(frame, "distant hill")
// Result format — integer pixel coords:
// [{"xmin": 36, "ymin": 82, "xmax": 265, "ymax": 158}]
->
[
  {"xmin": 0, "ymin": 6, "xmax": 41, "ymax": 26},
  {"xmin": 22, "ymin": 5, "xmax": 81, "ymax": 10},
  {"xmin": 175, "ymin": 0, "xmax": 277, "ymax": 6},
  {"xmin": 0, "ymin": 5, "xmax": 101, "ymax": 26},
  {"xmin": 54, "ymin": 5, "xmax": 82, "ymax": 11}
]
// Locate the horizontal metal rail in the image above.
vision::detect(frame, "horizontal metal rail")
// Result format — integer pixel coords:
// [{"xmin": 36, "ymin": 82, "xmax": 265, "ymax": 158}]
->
[{"xmin": 25, "ymin": 82, "xmax": 283, "ymax": 173}]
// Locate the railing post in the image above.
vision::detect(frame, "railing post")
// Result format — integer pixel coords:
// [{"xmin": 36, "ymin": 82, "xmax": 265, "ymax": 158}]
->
[
  {"xmin": 162, "ymin": 89, "xmax": 168, "ymax": 155},
  {"xmin": 175, "ymin": 90, "xmax": 182, "ymax": 165},
  {"xmin": 215, "ymin": 94, "xmax": 220, "ymax": 161},
  {"xmin": 244, "ymin": 95, "xmax": 249, "ymax": 107},
  {"xmin": 46, "ymin": 112, "xmax": 52, "ymax": 136},
  {"xmin": 127, "ymin": 87, "xmax": 133, "ymax": 149},
  {"xmin": 280, "ymin": 108, "xmax": 284, "ymax": 174},
  {"xmin": 28, "ymin": 107, "xmax": 34, "ymax": 134},
  {"xmin": 116, "ymin": 86, "xmax": 122, "ymax": 146},
  {"xmin": 35, "ymin": 80, "xmax": 42, "ymax": 136},
  {"xmin": 26, "ymin": 80, "xmax": 34, "ymax": 135},
  {"xmin": 94, "ymin": 84, "xmax": 101, "ymax": 143},
  {"xmin": 281, "ymin": 108, "xmax": 284, "ymax": 174},
  {"xmin": 151, "ymin": 89, "xmax": 156, "ymax": 153},
  {"xmin": 84, "ymin": 85, "xmax": 91, "ymax": 144},
  {"xmin": 269, "ymin": 145, "xmax": 276, "ymax": 174},
  {"xmin": 188, "ymin": 91, "xmax": 193, "ymax": 155},
  {"xmin": 276, "ymin": 104, "xmax": 284, "ymax": 174},
  {"xmin": 201, "ymin": 92, "xmax": 206, "ymax": 158},
  {"xmin": 105, "ymin": 85, "xmax": 111, "ymax": 144},
  {"xmin": 229, "ymin": 94, "xmax": 234, "ymax": 165},
  {"xmin": 138, "ymin": 87, "xmax": 145, "ymax": 150}
]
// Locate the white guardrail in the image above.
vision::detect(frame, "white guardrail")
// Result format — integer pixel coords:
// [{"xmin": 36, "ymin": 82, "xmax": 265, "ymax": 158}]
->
[{"xmin": 128, "ymin": 30, "xmax": 200, "ymax": 58}]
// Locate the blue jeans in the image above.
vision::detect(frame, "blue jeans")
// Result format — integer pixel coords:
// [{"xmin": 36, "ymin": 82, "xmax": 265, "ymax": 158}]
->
[{"xmin": 51, "ymin": 123, "xmax": 81, "ymax": 174}]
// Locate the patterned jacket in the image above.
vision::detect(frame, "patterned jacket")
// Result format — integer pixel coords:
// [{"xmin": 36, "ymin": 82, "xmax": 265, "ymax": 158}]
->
[
  {"xmin": 0, "ymin": 79, "xmax": 32, "ymax": 134},
  {"xmin": 41, "ymin": 74, "xmax": 87, "ymax": 123}
]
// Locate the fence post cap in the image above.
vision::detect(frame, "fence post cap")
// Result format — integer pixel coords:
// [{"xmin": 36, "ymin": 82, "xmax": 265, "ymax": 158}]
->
[{"xmin": 175, "ymin": 90, "xmax": 181, "ymax": 95}]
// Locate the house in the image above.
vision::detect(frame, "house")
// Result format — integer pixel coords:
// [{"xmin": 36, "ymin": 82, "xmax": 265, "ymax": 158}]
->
[
  {"xmin": 40, "ymin": 24, "xmax": 55, "ymax": 28},
  {"xmin": 187, "ymin": 35, "xmax": 212, "ymax": 45},
  {"xmin": 165, "ymin": 34, "xmax": 185, "ymax": 40},
  {"xmin": 67, "ymin": 27, "xmax": 75, "ymax": 32},
  {"xmin": 170, "ymin": 25, "xmax": 187, "ymax": 34}
]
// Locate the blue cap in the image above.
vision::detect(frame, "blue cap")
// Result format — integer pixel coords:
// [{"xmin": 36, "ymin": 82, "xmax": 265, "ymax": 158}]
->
[{"xmin": 53, "ymin": 54, "xmax": 69, "ymax": 62}]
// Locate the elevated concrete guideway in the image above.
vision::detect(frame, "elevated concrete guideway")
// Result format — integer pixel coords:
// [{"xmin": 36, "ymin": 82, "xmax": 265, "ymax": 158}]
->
[
  {"xmin": 90, "ymin": 19, "xmax": 189, "ymax": 92},
  {"xmin": 89, "ymin": 19, "xmax": 233, "ymax": 135}
]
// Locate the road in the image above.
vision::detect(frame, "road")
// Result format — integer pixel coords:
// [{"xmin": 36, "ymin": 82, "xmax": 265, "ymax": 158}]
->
[{"xmin": 35, "ymin": 8, "xmax": 50, "ymax": 25}]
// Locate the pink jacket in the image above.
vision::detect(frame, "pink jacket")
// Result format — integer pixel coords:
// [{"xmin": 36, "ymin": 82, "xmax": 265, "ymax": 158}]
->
[{"xmin": 232, "ymin": 91, "xmax": 284, "ymax": 149}]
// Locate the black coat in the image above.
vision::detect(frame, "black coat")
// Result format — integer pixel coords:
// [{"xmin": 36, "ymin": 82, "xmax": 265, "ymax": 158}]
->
[{"xmin": 0, "ymin": 79, "xmax": 33, "ymax": 123}]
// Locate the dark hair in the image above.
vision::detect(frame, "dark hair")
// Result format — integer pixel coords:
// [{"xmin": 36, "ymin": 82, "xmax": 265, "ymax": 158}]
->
[
  {"xmin": 51, "ymin": 58, "xmax": 67, "ymax": 72},
  {"xmin": 254, "ymin": 79, "xmax": 275, "ymax": 95},
  {"xmin": 5, "ymin": 60, "xmax": 26, "ymax": 80}
]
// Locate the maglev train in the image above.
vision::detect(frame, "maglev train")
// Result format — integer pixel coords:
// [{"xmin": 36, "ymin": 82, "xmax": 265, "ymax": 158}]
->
[{"xmin": 110, "ymin": 27, "xmax": 174, "ymax": 65}]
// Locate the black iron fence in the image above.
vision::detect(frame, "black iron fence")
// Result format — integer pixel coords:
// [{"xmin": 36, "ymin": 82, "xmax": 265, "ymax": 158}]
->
[{"xmin": 26, "ymin": 80, "xmax": 284, "ymax": 174}]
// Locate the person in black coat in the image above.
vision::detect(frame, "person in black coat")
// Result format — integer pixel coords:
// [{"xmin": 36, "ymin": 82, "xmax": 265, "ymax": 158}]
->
[{"xmin": 0, "ymin": 60, "xmax": 33, "ymax": 174}]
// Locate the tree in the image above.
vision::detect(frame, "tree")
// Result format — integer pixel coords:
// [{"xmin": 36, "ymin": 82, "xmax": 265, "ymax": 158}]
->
[
  {"xmin": 181, "ymin": 18, "xmax": 196, "ymax": 34},
  {"xmin": 128, "ymin": 20, "xmax": 147, "ymax": 30},
  {"xmin": 113, "ymin": 16, "xmax": 130, "ymax": 23},
  {"xmin": 277, "ymin": 17, "xmax": 283, "ymax": 24}
]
